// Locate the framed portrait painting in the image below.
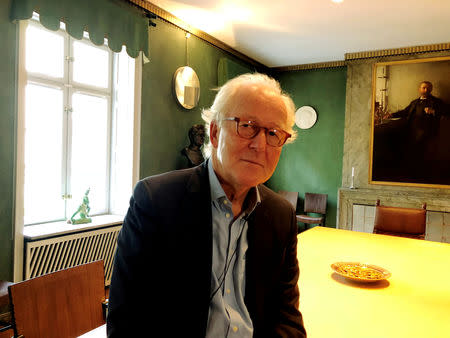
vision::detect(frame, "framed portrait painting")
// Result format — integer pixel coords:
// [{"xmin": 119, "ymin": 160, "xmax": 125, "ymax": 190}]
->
[{"xmin": 369, "ymin": 56, "xmax": 450, "ymax": 188}]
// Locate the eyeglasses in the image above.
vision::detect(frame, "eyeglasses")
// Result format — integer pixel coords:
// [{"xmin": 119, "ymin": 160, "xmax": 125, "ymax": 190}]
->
[{"xmin": 223, "ymin": 117, "xmax": 291, "ymax": 147}]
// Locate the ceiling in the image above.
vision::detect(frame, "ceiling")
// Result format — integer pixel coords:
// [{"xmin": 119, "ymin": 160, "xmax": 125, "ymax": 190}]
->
[{"xmin": 148, "ymin": 0, "xmax": 450, "ymax": 68}]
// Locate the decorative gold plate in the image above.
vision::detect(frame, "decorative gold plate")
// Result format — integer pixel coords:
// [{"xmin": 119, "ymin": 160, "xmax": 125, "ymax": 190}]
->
[{"xmin": 331, "ymin": 262, "xmax": 391, "ymax": 282}]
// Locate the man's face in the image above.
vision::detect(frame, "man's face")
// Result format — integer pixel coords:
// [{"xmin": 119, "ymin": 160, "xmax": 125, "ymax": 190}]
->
[
  {"xmin": 210, "ymin": 85, "xmax": 288, "ymax": 191},
  {"xmin": 194, "ymin": 130, "xmax": 205, "ymax": 146},
  {"xmin": 419, "ymin": 82, "xmax": 432, "ymax": 98}
]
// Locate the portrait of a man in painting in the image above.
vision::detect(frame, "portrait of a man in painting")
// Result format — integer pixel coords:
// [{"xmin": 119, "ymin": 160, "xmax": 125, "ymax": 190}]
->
[{"xmin": 370, "ymin": 57, "xmax": 450, "ymax": 187}]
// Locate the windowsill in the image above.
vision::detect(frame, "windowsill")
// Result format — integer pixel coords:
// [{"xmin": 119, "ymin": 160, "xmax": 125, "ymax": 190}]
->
[{"xmin": 23, "ymin": 214, "xmax": 124, "ymax": 241}]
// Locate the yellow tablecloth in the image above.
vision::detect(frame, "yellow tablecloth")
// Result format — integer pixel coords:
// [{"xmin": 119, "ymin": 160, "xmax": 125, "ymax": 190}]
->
[
  {"xmin": 77, "ymin": 324, "xmax": 106, "ymax": 338},
  {"xmin": 297, "ymin": 226, "xmax": 450, "ymax": 338}
]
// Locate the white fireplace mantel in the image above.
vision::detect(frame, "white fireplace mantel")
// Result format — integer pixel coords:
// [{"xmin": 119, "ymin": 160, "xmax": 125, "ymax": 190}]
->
[{"xmin": 338, "ymin": 187, "xmax": 450, "ymax": 230}]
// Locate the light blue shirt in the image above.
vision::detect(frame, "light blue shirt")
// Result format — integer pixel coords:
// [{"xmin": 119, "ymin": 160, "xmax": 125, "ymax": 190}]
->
[{"xmin": 205, "ymin": 160, "xmax": 260, "ymax": 338}]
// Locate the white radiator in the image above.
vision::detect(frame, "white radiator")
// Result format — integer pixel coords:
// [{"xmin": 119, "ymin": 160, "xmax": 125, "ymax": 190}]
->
[{"xmin": 25, "ymin": 225, "xmax": 122, "ymax": 286}]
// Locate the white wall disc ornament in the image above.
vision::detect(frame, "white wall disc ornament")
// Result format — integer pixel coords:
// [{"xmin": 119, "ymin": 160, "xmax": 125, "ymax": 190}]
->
[{"xmin": 295, "ymin": 106, "xmax": 317, "ymax": 129}]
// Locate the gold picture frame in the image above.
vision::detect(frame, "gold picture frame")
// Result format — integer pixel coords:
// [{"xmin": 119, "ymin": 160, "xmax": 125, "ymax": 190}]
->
[{"xmin": 369, "ymin": 56, "xmax": 450, "ymax": 188}]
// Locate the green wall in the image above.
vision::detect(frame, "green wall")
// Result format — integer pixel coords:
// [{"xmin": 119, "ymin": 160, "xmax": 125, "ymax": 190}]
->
[
  {"xmin": 0, "ymin": 11, "xmax": 257, "ymax": 280},
  {"xmin": 140, "ymin": 19, "xmax": 256, "ymax": 177},
  {"xmin": 268, "ymin": 68, "xmax": 347, "ymax": 227},
  {"xmin": 0, "ymin": 0, "xmax": 17, "ymax": 280},
  {"xmin": 0, "ymin": 5, "xmax": 347, "ymax": 279},
  {"xmin": 217, "ymin": 57, "xmax": 253, "ymax": 86}
]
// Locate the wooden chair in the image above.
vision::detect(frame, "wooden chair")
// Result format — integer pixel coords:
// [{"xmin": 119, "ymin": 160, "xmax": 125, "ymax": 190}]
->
[
  {"xmin": 8, "ymin": 260, "xmax": 106, "ymax": 338},
  {"xmin": 278, "ymin": 191, "xmax": 299, "ymax": 210},
  {"xmin": 297, "ymin": 193, "xmax": 328, "ymax": 227},
  {"xmin": 0, "ymin": 280, "xmax": 13, "ymax": 335},
  {"xmin": 278, "ymin": 191, "xmax": 307, "ymax": 232},
  {"xmin": 373, "ymin": 199, "xmax": 427, "ymax": 239}
]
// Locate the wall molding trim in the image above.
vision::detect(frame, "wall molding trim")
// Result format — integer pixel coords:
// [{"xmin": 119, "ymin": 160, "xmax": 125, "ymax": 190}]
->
[
  {"xmin": 345, "ymin": 42, "xmax": 450, "ymax": 61},
  {"xmin": 128, "ymin": 0, "xmax": 266, "ymax": 68},
  {"xmin": 272, "ymin": 60, "xmax": 346, "ymax": 72}
]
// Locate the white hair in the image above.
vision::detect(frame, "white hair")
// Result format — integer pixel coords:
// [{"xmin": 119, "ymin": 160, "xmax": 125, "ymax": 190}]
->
[{"xmin": 201, "ymin": 72, "xmax": 297, "ymax": 157}]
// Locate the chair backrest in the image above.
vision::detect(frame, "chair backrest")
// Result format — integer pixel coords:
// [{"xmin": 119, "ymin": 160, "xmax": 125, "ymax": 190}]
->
[
  {"xmin": 278, "ymin": 191, "xmax": 298, "ymax": 210},
  {"xmin": 374, "ymin": 199, "xmax": 426, "ymax": 238},
  {"xmin": 304, "ymin": 193, "xmax": 327, "ymax": 214},
  {"xmin": 8, "ymin": 260, "xmax": 105, "ymax": 338}
]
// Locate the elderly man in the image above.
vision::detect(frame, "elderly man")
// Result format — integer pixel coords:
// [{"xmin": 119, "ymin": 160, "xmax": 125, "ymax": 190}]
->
[
  {"xmin": 391, "ymin": 81, "xmax": 445, "ymax": 123},
  {"xmin": 390, "ymin": 81, "xmax": 447, "ymax": 180},
  {"xmin": 107, "ymin": 73, "xmax": 306, "ymax": 337}
]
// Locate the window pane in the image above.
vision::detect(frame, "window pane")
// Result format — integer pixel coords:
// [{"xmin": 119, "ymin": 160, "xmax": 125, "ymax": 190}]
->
[
  {"xmin": 24, "ymin": 84, "xmax": 65, "ymax": 224},
  {"xmin": 69, "ymin": 93, "xmax": 109, "ymax": 216},
  {"xmin": 25, "ymin": 24, "xmax": 64, "ymax": 78},
  {"xmin": 110, "ymin": 49, "xmax": 135, "ymax": 215},
  {"xmin": 72, "ymin": 40, "xmax": 110, "ymax": 88}
]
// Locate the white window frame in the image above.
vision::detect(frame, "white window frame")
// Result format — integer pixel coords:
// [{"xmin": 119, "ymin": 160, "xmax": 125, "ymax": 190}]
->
[
  {"xmin": 14, "ymin": 19, "xmax": 142, "ymax": 282},
  {"xmin": 23, "ymin": 19, "xmax": 114, "ymax": 223}
]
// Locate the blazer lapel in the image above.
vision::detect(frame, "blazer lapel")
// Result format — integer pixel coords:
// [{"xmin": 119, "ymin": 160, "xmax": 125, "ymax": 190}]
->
[
  {"xmin": 178, "ymin": 162, "xmax": 213, "ymax": 335},
  {"xmin": 245, "ymin": 201, "xmax": 273, "ymax": 327}
]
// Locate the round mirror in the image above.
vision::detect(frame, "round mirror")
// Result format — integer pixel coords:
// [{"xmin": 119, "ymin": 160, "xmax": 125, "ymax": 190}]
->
[{"xmin": 173, "ymin": 66, "xmax": 200, "ymax": 109}]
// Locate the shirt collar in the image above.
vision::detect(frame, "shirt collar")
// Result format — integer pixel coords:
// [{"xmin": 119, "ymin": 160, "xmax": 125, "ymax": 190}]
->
[
  {"xmin": 208, "ymin": 159, "xmax": 226, "ymax": 202},
  {"xmin": 244, "ymin": 185, "xmax": 261, "ymax": 217},
  {"xmin": 207, "ymin": 159, "xmax": 261, "ymax": 216}
]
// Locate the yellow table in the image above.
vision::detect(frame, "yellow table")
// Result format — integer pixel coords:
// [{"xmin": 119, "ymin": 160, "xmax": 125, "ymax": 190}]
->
[
  {"xmin": 77, "ymin": 324, "xmax": 106, "ymax": 337},
  {"xmin": 297, "ymin": 227, "xmax": 450, "ymax": 338}
]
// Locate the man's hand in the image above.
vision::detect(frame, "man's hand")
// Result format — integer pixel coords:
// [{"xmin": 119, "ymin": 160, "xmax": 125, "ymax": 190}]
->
[{"xmin": 424, "ymin": 107, "xmax": 435, "ymax": 115}]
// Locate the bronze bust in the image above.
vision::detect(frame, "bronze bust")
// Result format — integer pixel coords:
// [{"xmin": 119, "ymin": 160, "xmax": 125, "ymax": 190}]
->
[{"xmin": 180, "ymin": 124, "xmax": 205, "ymax": 168}]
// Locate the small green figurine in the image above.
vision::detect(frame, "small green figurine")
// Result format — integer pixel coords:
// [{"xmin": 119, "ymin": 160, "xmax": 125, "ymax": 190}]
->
[{"xmin": 68, "ymin": 188, "xmax": 92, "ymax": 224}]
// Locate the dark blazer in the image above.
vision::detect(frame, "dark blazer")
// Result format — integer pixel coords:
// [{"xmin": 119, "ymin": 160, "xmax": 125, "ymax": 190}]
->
[
  {"xmin": 392, "ymin": 95, "xmax": 446, "ymax": 122},
  {"xmin": 107, "ymin": 162, "xmax": 306, "ymax": 337}
]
